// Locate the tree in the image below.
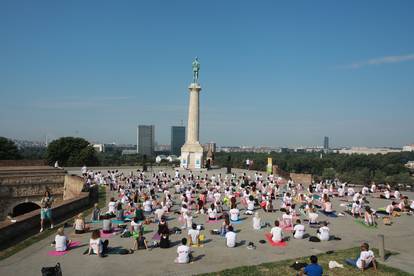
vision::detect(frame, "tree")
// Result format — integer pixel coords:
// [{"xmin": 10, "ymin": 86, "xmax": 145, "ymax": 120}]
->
[
  {"xmin": 0, "ymin": 137, "xmax": 21, "ymax": 160},
  {"xmin": 46, "ymin": 137, "xmax": 99, "ymax": 166}
]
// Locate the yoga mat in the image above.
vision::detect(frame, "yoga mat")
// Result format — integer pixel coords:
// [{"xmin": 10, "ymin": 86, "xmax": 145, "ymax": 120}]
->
[
  {"xmin": 152, "ymin": 232, "xmax": 160, "ymax": 241},
  {"xmin": 264, "ymin": 233, "xmax": 287, "ymax": 247},
  {"xmin": 230, "ymin": 220, "xmax": 242, "ymax": 225},
  {"xmin": 111, "ymin": 219, "xmax": 127, "ymax": 224},
  {"xmin": 88, "ymin": 220, "xmax": 101, "ymax": 224},
  {"xmin": 354, "ymin": 219, "xmax": 377, "ymax": 229},
  {"xmin": 319, "ymin": 211, "xmax": 338, "ymax": 218},
  {"xmin": 206, "ymin": 219, "xmax": 222, "ymax": 224},
  {"xmin": 48, "ymin": 241, "xmax": 81, "ymax": 256},
  {"xmin": 312, "ymin": 195, "xmax": 321, "ymax": 200}
]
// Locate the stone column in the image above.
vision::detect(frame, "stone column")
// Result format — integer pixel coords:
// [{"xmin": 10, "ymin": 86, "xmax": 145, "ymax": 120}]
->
[
  {"xmin": 181, "ymin": 83, "xmax": 204, "ymax": 169},
  {"xmin": 187, "ymin": 83, "xmax": 201, "ymax": 143}
]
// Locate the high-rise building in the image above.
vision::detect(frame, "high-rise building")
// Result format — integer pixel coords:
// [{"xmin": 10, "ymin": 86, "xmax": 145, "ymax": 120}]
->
[
  {"xmin": 323, "ymin": 136, "xmax": 329, "ymax": 150},
  {"xmin": 171, "ymin": 126, "xmax": 185, "ymax": 156},
  {"xmin": 138, "ymin": 125, "xmax": 155, "ymax": 156}
]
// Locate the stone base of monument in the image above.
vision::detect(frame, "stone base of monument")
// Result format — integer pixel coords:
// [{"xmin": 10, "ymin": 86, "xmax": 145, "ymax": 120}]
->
[{"xmin": 180, "ymin": 143, "xmax": 204, "ymax": 169}]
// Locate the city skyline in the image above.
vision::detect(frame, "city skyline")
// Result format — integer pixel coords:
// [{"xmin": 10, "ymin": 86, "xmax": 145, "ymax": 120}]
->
[{"xmin": 1, "ymin": 1, "xmax": 414, "ymax": 147}]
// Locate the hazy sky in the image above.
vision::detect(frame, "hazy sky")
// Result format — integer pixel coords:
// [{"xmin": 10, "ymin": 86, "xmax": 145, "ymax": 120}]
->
[{"xmin": 1, "ymin": 0, "xmax": 413, "ymax": 147}]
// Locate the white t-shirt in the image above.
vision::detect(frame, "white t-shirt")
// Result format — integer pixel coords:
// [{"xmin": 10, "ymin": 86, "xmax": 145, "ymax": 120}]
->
[
  {"xmin": 143, "ymin": 200, "xmax": 152, "ymax": 212},
  {"xmin": 89, "ymin": 238, "xmax": 101, "ymax": 254},
  {"xmin": 293, "ymin": 224, "xmax": 305, "ymax": 239},
  {"xmin": 188, "ymin": 229, "xmax": 200, "ymax": 244},
  {"xmin": 229, "ymin": 208, "xmax": 240, "ymax": 221},
  {"xmin": 225, "ymin": 231, "xmax": 236, "ymax": 247},
  {"xmin": 356, "ymin": 250, "xmax": 375, "ymax": 269},
  {"xmin": 131, "ymin": 220, "xmax": 142, "ymax": 232},
  {"xmin": 176, "ymin": 245, "xmax": 190, "ymax": 263},
  {"xmin": 247, "ymin": 199, "xmax": 255, "ymax": 211},
  {"xmin": 308, "ymin": 212, "xmax": 319, "ymax": 223},
  {"xmin": 318, "ymin": 226, "xmax": 330, "ymax": 241},
  {"xmin": 154, "ymin": 208, "xmax": 165, "ymax": 220},
  {"xmin": 108, "ymin": 201, "xmax": 116, "ymax": 213},
  {"xmin": 207, "ymin": 208, "xmax": 217, "ymax": 219},
  {"xmin": 270, "ymin": 226, "xmax": 283, "ymax": 242},
  {"xmin": 55, "ymin": 235, "xmax": 67, "ymax": 251}
]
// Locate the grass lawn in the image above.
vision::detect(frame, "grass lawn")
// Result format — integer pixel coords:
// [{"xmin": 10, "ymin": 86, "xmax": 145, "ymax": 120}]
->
[
  {"xmin": 0, "ymin": 185, "xmax": 106, "ymax": 261},
  {"xmin": 198, "ymin": 247, "xmax": 411, "ymax": 276}
]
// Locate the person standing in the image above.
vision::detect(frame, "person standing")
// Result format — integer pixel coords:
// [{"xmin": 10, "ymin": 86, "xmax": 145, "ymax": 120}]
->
[{"xmin": 40, "ymin": 190, "xmax": 54, "ymax": 232}]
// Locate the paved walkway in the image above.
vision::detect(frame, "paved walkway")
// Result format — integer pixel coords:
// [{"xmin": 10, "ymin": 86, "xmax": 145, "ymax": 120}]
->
[{"xmin": 0, "ymin": 168, "xmax": 413, "ymax": 275}]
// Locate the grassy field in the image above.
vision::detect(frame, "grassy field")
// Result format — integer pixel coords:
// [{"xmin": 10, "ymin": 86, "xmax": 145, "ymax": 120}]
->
[
  {"xmin": 198, "ymin": 247, "xmax": 411, "ymax": 276},
  {"xmin": 0, "ymin": 185, "xmax": 106, "ymax": 261}
]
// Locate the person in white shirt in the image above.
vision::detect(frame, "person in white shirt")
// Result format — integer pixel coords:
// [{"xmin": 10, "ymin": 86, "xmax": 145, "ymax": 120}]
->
[
  {"xmin": 175, "ymin": 238, "xmax": 191, "ymax": 264},
  {"xmin": 188, "ymin": 223, "xmax": 201, "ymax": 247},
  {"xmin": 229, "ymin": 205, "xmax": 240, "ymax": 221},
  {"xmin": 347, "ymin": 187, "xmax": 355, "ymax": 197},
  {"xmin": 154, "ymin": 206, "xmax": 165, "ymax": 222},
  {"xmin": 352, "ymin": 201, "xmax": 362, "ymax": 217},
  {"xmin": 317, "ymin": 222, "xmax": 330, "ymax": 241},
  {"xmin": 252, "ymin": 212, "xmax": 261, "ymax": 230},
  {"xmin": 293, "ymin": 219, "xmax": 305, "ymax": 239},
  {"xmin": 370, "ymin": 183, "xmax": 376, "ymax": 193},
  {"xmin": 245, "ymin": 195, "xmax": 255, "ymax": 215},
  {"xmin": 270, "ymin": 220, "xmax": 283, "ymax": 242},
  {"xmin": 346, "ymin": 243, "xmax": 377, "ymax": 271},
  {"xmin": 108, "ymin": 198, "xmax": 116, "ymax": 214},
  {"xmin": 394, "ymin": 189, "xmax": 401, "ymax": 200},
  {"xmin": 225, "ymin": 226, "xmax": 237, "ymax": 248},
  {"xmin": 143, "ymin": 198, "xmax": 152, "ymax": 213},
  {"xmin": 207, "ymin": 204, "xmax": 218, "ymax": 220},
  {"xmin": 308, "ymin": 208, "xmax": 319, "ymax": 225},
  {"xmin": 55, "ymin": 227, "xmax": 70, "ymax": 252}
]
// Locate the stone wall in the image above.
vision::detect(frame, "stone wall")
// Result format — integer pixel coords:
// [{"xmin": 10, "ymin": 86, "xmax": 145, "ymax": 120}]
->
[
  {"xmin": 0, "ymin": 189, "xmax": 96, "ymax": 249},
  {"xmin": 0, "ymin": 160, "xmax": 46, "ymax": 167},
  {"xmin": 0, "ymin": 167, "xmax": 66, "ymax": 220},
  {"xmin": 63, "ymin": 175, "xmax": 85, "ymax": 200},
  {"xmin": 290, "ymin": 173, "xmax": 313, "ymax": 185}
]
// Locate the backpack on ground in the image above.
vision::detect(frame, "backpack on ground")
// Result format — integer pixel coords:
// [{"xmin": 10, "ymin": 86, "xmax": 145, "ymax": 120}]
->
[{"xmin": 41, "ymin": 263, "xmax": 62, "ymax": 276}]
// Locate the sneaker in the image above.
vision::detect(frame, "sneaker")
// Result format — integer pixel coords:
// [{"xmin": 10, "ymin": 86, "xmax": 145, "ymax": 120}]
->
[{"xmin": 40, "ymin": 228, "xmax": 44, "ymax": 232}]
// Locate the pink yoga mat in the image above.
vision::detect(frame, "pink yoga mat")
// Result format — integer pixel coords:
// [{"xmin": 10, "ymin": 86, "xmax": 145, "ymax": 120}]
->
[
  {"xmin": 48, "ymin": 241, "xmax": 82, "ymax": 256},
  {"xmin": 100, "ymin": 229, "xmax": 120, "ymax": 238},
  {"xmin": 264, "ymin": 233, "xmax": 287, "ymax": 247},
  {"xmin": 206, "ymin": 219, "xmax": 222, "ymax": 224}
]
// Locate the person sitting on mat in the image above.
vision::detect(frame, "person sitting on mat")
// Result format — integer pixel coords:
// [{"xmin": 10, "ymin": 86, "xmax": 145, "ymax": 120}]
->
[
  {"xmin": 346, "ymin": 242, "xmax": 377, "ymax": 272},
  {"xmin": 88, "ymin": 229, "xmax": 108, "ymax": 257},
  {"xmin": 91, "ymin": 203, "xmax": 101, "ymax": 221},
  {"xmin": 293, "ymin": 219, "xmax": 306, "ymax": 239},
  {"xmin": 73, "ymin": 212, "xmax": 89, "ymax": 234},
  {"xmin": 364, "ymin": 207, "xmax": 376, "ymax": 226},
  {"xmin": 229, "ymin": 203, "xmax": 240, "ymax": 221},
  {"xmin": 175, "ymin": 238, "xmax": 192, "ymax": 264},
  {"xmin": 115, "ymin": 201, "xmax": 124, "ymax": 221},
  {"xmin": 102, "ymin": 214, "xmax": 112, "ymax": 234},
  {"xmin": 158, "ymin": 217, "xmax": 170, "ymax": 248},
  {"xmin": 351, "ymin": 200, "xmax": 362, "ymax": 217},
  {"xmin": 133, "ymin": 229, "xmax": 148, "ymax": 251},
  {"xmin": 282, "ymin": 210, "xmax": 293, "ymax": 227},
  {"xmin": 317, "ymin": 221, "xmax": 330, "ymax": 241},
  {"xmin": 207, "ymin": 203, "xmax": 218, "ymax": 220},
  {"xmin": 55, "ymin": 227, "xmax": 71, "ymax": 252},
  {"xmin": 270, "ymin": 220, "xmax": 283, "ymax": 242},
  {"xmin": 252, "ymin": 212, "xmax": 261, "ymax": 230},
  {"xmin": 322, "ymin": 198, "xmax": 333, "ymax": 214},
  {"xmin": 188, "ymin": 223, "xmax": 201, "ymax": 247},
  {"xmin": 225, "ymin": 225, "xmax": 237, "ymax": 248},
  {"xmin": 245, "ymin": 195, "xmax": 255, "ymax": 215},
  {"xmin": 308, "ymin": 208, "xmax": 319, "ymax": 225},
  {"xmin": 221, "ymin": 213, "xmax": 232, "ymax": 236}
]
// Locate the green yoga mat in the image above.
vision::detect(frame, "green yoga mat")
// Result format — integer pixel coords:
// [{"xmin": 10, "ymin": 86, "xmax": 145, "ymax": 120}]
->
[{"xmin": 354, "ymin": 219, "xmax": 377, "ymax": 229}]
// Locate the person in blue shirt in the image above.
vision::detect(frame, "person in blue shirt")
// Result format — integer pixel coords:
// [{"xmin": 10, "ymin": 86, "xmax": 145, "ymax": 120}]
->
[{"xmin": 300, "ymin": 255, "xmax": 323, "ymax": 276}]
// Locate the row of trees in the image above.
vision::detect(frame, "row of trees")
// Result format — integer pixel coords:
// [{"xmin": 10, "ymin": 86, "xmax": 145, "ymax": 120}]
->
[
  {"xmin": 2, "ymin": 136, "xmax": 413, "ymax": 184},
  {"xmin": 214, "ymin": 151, "xmax": 414, "ymax": 185}
]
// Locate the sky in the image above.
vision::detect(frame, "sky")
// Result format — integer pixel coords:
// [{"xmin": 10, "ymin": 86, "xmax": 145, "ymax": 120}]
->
[{"xmin": 1, "ymin": 0, "xmax": 413, "ymax": 148}]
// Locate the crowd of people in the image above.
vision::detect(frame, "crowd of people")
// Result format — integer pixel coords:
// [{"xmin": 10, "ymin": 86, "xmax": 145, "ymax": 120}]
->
[{"xmin": 47, "ymin": 166, "xmax": 414, "ymax": 274}]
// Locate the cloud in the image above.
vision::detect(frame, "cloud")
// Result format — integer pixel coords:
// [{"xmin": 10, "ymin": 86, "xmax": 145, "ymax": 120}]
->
[{"xmin": 343, "ymin": 53, "xmax": 414, "ymax": 69}]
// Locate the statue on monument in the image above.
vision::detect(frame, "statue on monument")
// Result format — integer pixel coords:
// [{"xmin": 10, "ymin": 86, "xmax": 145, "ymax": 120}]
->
[{"xmin": 192, "ymin": 57, "xmax": 200, "ymax": 83}]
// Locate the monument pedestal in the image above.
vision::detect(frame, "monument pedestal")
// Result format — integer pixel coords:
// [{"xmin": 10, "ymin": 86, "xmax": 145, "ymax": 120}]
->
[{"xmin": 180, "ymin": 143, "xmax": 203, "ymax": 169}]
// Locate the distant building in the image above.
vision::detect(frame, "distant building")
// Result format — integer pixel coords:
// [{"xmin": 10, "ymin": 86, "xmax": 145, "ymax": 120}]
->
[
  {"xmin": 403, "ymin": 144, "xmax": 414, "ymax": 152},
  {"xmin": 92, "ymin": 144, "xmax": 105, "ymax": 152},
  {"xmin": 171, "ymin": 126, "xmax": 185, "ymax": 156},
  {"xmin": 122, "ymin": 149, "xmax": 137, "ymax": 155},
  {"xmin": 323, "ymin": 136, "xmax": 329, "ymax": 151},
  {"xmin": 138, "ymin": 125, "xmax": 155, "ymax": 157},
  {"xmin": 337, "ymin": 147, "xmax": 401, "ymax": 155}
]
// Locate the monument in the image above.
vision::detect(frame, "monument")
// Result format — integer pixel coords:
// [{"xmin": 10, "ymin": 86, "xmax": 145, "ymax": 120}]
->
[{"xmin": 180, "ymin": 57, "xmax": 204, "ymax": 169}]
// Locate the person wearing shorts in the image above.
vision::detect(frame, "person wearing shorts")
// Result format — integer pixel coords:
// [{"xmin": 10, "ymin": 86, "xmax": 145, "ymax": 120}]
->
[{"xmin": 40, "ymin": 191, "xmax": 54, "ymax": 232}]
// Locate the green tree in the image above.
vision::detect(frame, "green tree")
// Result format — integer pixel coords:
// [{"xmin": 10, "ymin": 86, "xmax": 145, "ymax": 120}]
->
[
  {"xmin": 322, "ymin": 168, "xmax": 336, "ymax": 179},
  {"xmin": 0, "ymin": 137, "xmax": 21, "ymax": 159},
  {"xmin": 46, "ymin": 137, "xmax": 99, "ymax": 166}
]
